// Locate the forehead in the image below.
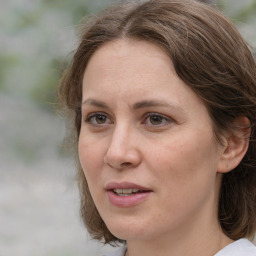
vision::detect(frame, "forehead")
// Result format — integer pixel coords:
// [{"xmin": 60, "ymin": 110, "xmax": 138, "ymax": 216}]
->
[
  {"xmin": 86, "ymin": 39, "xmax": 172, "ymax": 73},
  {"xmin": 82, "ymin": 39, "xmax": 211, "ymax": 122},
  {"xmin": 90, "ymin": 39, "xmax": 169, "ymax": 59},
  {"xmin": 82, "ymin": 39, "xmax": 177, "ymax": 94}
]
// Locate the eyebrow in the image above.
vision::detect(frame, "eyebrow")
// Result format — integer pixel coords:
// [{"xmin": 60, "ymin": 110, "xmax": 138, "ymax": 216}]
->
[
  {"xmin": 82, "ymin": 98, "xmax": 185, "ymax": 113},
  {"xmin": 133, "ymin": 100, "xmax": 181, "ymax": 110},
  {"xmin": 82, "ymin": 98, "xmax": 109, "ymax": 109}
]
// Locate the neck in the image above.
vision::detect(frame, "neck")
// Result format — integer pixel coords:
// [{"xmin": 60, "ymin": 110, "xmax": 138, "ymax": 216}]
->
[
  {"xmin": 126, "ymin": 225, "xmax": 232, "ymax": 256},
  {"xmin": 125, "ymin": 204, "xmax": 233, "ymax": 256}
]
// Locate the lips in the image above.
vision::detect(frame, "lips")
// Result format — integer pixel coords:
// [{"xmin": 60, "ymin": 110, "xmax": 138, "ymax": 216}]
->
[{"xmin": 105, "ymin": 182, "xmax": 152, "ymax": 207}]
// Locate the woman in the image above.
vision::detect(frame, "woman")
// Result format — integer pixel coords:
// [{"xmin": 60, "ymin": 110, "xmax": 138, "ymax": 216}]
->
[{"xmin": 58, "ymin": 0, "xmax": 256, "ymax": 255}]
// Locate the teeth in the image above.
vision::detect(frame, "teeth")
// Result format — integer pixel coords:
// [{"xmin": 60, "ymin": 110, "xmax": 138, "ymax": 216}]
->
[
  {"xmin": 114, "ymin": 188, "xmax": 123, "ymax": 194},
  {"xmin": 113, "ymin": 188, "xmax": 140, "ymax": 195}
]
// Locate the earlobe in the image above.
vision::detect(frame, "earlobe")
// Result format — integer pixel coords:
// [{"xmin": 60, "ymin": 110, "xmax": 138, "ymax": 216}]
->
[{"xmin": 217, "ymin": 116, "xmax": 251, "ymax": 174}]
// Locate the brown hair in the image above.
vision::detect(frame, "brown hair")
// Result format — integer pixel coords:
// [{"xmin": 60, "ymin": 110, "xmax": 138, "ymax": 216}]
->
[{"xmin": 58, "ymin": 0, "xmax": 256, "ymax": 244}]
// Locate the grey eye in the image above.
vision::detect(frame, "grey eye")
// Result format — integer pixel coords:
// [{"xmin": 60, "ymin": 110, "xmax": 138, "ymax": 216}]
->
[{"xmin": 95, "ymin": 114, "xmax": 107, "ymax": 124}]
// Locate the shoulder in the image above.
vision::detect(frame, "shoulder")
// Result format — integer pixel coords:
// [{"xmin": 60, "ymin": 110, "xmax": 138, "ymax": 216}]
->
[
  {"xmin": 103, "ymin": 246, "xmax": 127, "ymax": 256},
  {"xmin": 215, "ymin": 239, "xmax": 256, "ymax": 256}
]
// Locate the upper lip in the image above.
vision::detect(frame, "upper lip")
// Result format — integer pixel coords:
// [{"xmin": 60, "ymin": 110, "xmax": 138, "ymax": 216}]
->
[{"xmin": 105, "ymin": 182, "xmax": 152, "ymax": 191}]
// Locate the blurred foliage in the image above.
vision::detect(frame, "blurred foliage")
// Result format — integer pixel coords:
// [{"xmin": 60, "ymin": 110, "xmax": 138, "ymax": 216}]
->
[
  {"xmin": 217, "ymin": 0, "xmax": 256, "ymax": 46},
  {"xmin": 0, "ymin": 0, "xmax": 255, "ymax": 113},
  {"xmin": 0, "ymin": 0, "xmax": 116, "ymax": 112},
  {"xmin": 217, "ymin": 0, "xmax": 256, "ymax": 20},
  {"xmin": 234, "ymin": 1, "xmax": 256, "ymax": 21},
  {"xmin": 0, "ymin": 55, "xmax": 19, "ymax": 90}
]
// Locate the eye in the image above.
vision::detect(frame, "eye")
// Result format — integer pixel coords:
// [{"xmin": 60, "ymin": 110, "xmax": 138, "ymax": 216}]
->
[
  {"xmin": 143, "ymin": 113, "xmax": 171, "ymax": 126},
  {"xmin": 85, "ymin": 112, "xmax": 111, "ymax": 126}
]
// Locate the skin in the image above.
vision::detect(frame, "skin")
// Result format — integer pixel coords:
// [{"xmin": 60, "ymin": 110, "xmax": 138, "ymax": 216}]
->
[{"xmin": 79, "ymin": 39, "xmax": 236, "ymax": 256}]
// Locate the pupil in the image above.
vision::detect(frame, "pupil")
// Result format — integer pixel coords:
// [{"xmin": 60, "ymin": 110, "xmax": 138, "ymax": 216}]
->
[
  {"xmin": 96, "ymin": 115, "xmax": 106, "ymax": 124},
  {"xmin": 150, "ymin": 115, "xmax": 162, "ymax": 125}
]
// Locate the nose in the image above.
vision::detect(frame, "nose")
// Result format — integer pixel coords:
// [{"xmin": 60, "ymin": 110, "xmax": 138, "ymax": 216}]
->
[{"xmin": 104, "ymin": 125, "xmax": 141, "ymax": 170}]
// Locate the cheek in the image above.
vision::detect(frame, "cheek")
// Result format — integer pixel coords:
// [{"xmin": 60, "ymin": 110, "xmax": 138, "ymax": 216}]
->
[
  {"xmin": 149, "ymin": 133, "xmax": 218, "ymax": 186},
  {"xmin": 78, "ymin": 135, "xmax": 104, "ymax": 179},
  {"xmin": 149, "ymin": 138, "xmax": 219, "ymax": 219},
  {"xmin": 78, "ymin": 136, "xmax": 107, "ymax": 206}
]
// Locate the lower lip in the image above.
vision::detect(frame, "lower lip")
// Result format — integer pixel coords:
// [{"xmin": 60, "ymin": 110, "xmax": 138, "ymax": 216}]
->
[{"xmin": 107, "ymin": 190, "xmax": 151, "ymax": 208}]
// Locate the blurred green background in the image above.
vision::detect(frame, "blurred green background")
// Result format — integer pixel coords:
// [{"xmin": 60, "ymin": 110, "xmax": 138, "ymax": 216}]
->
[{"xmin": 0, "ymin": 0, "xmax": 255, "ymax": 255}]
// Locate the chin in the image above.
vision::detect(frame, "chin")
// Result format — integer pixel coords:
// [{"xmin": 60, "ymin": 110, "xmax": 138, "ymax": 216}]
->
[{"xmin": 104, "ymin": 217, "xmax": 153, "ymax": 241}]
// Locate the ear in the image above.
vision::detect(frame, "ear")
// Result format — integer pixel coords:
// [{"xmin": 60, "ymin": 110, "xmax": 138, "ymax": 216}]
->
[{"xmin": 217, "ymin": 116, "xmax": 251, "ymax": 174}]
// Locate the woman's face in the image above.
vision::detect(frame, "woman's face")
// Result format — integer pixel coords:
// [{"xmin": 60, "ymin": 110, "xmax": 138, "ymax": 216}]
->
[{"xmin": 79, "ymin": 39, "xmax": 226, "ymax": 242}]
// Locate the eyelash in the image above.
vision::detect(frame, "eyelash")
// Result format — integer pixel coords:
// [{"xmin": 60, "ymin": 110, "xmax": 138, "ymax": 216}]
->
[
  {"xmin": 84, "ymin": 112, "xmax": 172, "ymax": 127},
  {"xmin": 143, "ymin": 113, "xmax": 172, "ymax": 126},
  {"xmin": 85, "ymin": 112, "xmax": 112, "ymax": 126}
]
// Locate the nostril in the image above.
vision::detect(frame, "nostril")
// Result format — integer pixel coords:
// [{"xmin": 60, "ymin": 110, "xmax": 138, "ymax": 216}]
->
[
  {"xmin": 104, "ymin": 148, "xmax": 141, "ymax": 169},
  {"xmin": 121, "ymin": 162, "xmax": 132, "ymax": 166}
]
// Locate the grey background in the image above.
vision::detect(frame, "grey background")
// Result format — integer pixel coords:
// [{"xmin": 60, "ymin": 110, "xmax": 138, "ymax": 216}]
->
[{"xmin": 0, "ymin": 0, "xmax": 255, "ymax": 255}]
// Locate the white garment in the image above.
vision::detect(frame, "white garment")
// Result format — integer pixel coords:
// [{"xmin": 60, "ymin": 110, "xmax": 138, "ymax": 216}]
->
[
  {"xmin": 103, "ymin": 239, "xmax": 256, "ymax": 256},
  {"xmin": 103, "ymin": 246, "xmax": 126, "ymax": 256},
  {"xmin": 215, "ymin": 239, "xmax": 256, "ymax": 256}
]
